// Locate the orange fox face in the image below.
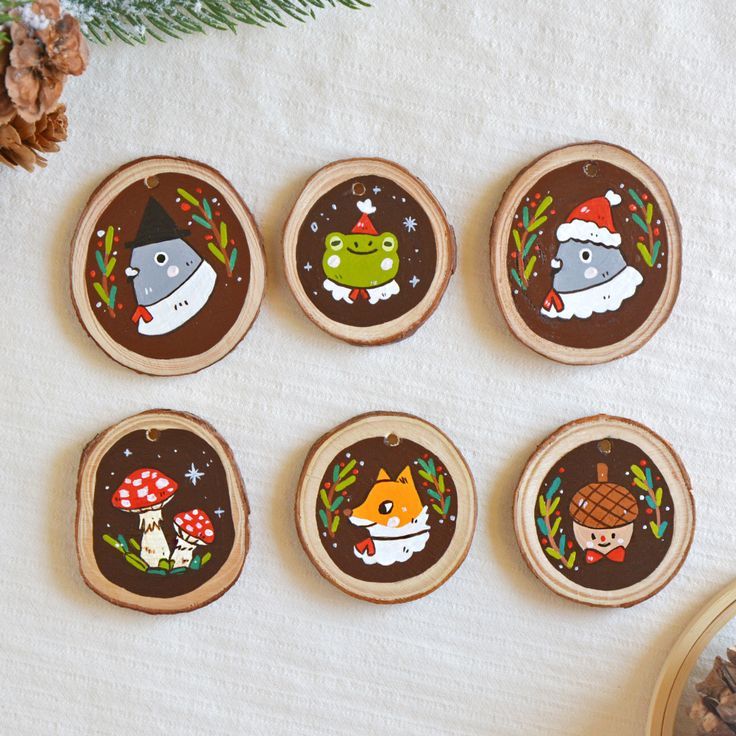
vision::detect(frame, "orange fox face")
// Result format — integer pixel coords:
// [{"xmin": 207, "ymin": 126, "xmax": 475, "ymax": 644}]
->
[{"xmin": 350, "ymin": 466, "xmax": 424, "ymax": 528}]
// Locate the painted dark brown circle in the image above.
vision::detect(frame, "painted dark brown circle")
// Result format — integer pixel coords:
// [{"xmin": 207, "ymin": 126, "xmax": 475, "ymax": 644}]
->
[
  {"xmin": 535, "ymin": 437, "xmax": 674, "ymax": 591},
  {"xmin": 92, "ymin": 427, "xmax": 235, "ymax": 598},
  {"xmin": 505, "ymin": 159, "xmax": 668, "ymax": 349},
  {"xmin": 82, "ymin": 171, "xmax": 252, "ymax": 360},
  {"xmin": 314, "ymin": 436, "xmax": 457, "ymax": 584},
  {"xmin": 295, "ymin": 175, "xmax": 436, "ymax": 328}
]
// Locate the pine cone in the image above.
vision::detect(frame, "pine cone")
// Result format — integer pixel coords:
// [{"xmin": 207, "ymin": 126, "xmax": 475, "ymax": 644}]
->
[
  {"xmin": 3, "ymin": 0, "xmax": 88, "ymax": 123},
  {"xmin": 0, "ymin": 103, "xmax": 67, "ymax": 171},
  {"xmin": 690, "ymin": 648, "xmax": 736, "ymax": 734},
  {"xmin": 0, "ymin": 44, "xmax": 14, "ymax": 125}
]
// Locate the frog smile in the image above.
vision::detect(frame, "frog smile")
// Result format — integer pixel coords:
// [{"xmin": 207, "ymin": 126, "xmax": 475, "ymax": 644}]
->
[{"xmin": 347, "ymin": 247, "xmax": 378, "ymax": 255}]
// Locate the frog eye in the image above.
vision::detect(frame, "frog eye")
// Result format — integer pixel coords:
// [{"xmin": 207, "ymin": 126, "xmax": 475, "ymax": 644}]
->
[
  {"xmin": 381, "ymin": 234, "xmax": 397, "ymax": 252},
  {"xmin": 154, "ymin": 251, "xmax": 169, "ymax": 266},
  {"xmin": 326, "ymin": 234, "xmax": 344, "ymax": 251}
]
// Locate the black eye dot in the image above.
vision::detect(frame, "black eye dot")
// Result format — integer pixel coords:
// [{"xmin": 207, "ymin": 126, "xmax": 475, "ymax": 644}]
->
[
  {"xmin": 612, "ymin": 532, "xmax": 616, "ymax": 538},
  {"xmin": 591, "ymin": 533, "xmax": 597, "ymax": 540},
  {"xmin": 581, "ymin": 250, "xmax": 591, "ymax": 262},
  {"xmin": 155, "ymin": 253, "xmax": 167, "ymax": 264},
  {"xmin": 378, "ymin": 501, "xmax": 393, "ymax": 514}
]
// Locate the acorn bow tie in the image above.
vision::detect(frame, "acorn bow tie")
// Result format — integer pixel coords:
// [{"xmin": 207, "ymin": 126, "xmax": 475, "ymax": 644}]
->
[{"xmin": 586, "ymin": 546, "xmax": 626, "ymax": 564}]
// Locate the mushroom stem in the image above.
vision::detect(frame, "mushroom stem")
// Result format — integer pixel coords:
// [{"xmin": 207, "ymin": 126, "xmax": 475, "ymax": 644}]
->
[
  {"xmin": 171, "ymin": 536, "xmax": 198, "ymax": 568},
  {"xmin": 137, "ymin": 509, "xmax": 170, "ymax": 567}
]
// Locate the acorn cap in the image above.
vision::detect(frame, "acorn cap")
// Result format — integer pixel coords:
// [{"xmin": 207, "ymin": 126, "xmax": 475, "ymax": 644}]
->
[
  {"xmin": 568, "ymin": 463, "xmax": 639, "ymax": 529},
  {"xmin": 126, "ymin": 196, "xmax": 191, "ymax": 249}
]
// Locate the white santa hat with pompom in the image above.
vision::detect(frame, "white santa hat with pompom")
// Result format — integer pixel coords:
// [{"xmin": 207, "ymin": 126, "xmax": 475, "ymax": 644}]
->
[{"xmin": 556, "ymin": 189, "xmax": 623, "ymax": 247}]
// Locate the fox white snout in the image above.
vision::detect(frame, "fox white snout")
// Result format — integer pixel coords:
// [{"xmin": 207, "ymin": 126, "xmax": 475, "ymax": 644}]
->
[
  {"xmin": 349, "ymin": 515, "xmax": 374, "ymax": 527},
  {"xmin": 125, "ymin": 267, "xmax": 139, "ymax": 278}
]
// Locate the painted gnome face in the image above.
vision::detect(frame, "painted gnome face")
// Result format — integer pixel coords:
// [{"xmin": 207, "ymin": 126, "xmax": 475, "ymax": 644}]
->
[
  {"xmin": 128, "ymin": 238, "xmax": 201, "ymax": 306},
  {"xmin": 569, "ymin": 462, "xmax": 639, "ymax": 565},
  {"xmin": 541, "ymin": 190, "xmax": 643, "ymax": 320},
  {"xmin": 124, "ymin": 197, "xmax": 217, "ymax": 336},
  {"xmin": 322, "ymin": 199, "xmax": 400, "ymax": 305},
  {"xmin": 349, "ymin": 466, "xmax": 430, "ymax": 566}
]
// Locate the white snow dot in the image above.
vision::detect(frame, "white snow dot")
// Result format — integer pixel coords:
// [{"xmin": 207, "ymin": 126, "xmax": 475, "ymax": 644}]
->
[
  {"xmin": 96, "ymin": 230, "xmax": 105, "ymax": 237},
  {"xmin": 310, "ymin": 222, "xmax": 318, "ymax": 232}
]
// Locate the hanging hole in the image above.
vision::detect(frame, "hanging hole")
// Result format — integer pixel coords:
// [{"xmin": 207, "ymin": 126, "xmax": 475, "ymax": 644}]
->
[
  {"xmin": 597, "ymin": 438, "xmax": 612, "ymax": 455},
  {"xmin": 144, "ymin": 175, "xmax": 159, "ymax": 189},
  {"xmin": 384, "ymin": 432, "xmax": 400, "ymax": 447},
  {"xmin": 352, "ymin": 182, "xmax": 366, "ymax": 196},
  {"xmin": 146, "ymin": 428, "xmax": 161, "ymax": 442},
  {"xmin": 583, "ymin": 161, "xmax": 599, "ymax": 178}
]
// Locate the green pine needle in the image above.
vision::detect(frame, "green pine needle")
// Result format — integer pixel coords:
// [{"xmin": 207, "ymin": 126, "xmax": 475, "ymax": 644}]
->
[{"xmin": 59, "ymin": 0, "xmax": 370, "ymax": 45}]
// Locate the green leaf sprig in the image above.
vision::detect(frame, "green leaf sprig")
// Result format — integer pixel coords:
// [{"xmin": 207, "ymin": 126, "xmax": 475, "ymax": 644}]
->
[
  {"xmin": 628, "ymin": 188, "xmax": 662, "ymax": 267},
  {"xmin": 536, "ymin": 476, "xmax": 576, "ymax": 570},
  {"xmin": 630, "ymin": 463, "xmax": 668, "ymax": 539},
  {"xmin": 416, "ymin": 455, "xmax": 451, "ymax": 517},
  {"xmin": 510, "ymin": 194, "xmax": 553, "ymax": 291},
  {"xmin": 90, "ymin": 225, "xmax": 118, "ymax": 317},
  {"xmin": 318, "ymin": 459, "xmax": 357, "ymax": 538}
]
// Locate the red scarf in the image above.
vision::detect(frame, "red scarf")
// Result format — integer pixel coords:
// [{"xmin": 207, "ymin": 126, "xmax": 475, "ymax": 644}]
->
[
  {"xmin": 355, "ymin": 537, "xmax": 376, "ymax": 556},
  {"xmin": 349, "ymin": 288, "xmax": 370, "ymax": 302},
  {"xmin": 132, "ymin": 305, "xmax": 153, "ymax": 324},
  {"xmin": 586, "ymin": 546, "xmax": 626, "ymax": 564},
  {"xmin": 543, "ymin": 288, "xmax": 564, "ymax": 312}
]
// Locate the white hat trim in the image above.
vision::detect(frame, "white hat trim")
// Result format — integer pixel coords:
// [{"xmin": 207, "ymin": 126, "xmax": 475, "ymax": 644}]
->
[{"xmin": 556, "ymin": 218, "xmax": 622, "ymax": 247}]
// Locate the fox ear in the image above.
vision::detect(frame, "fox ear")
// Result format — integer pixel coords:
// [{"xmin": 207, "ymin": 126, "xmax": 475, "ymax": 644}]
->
[
  {"xmin": 376, "ymin": 468, "xmax": 390, "ymax": 482},
  {"xmin": 397, "ymin": 466, "xmax": 414, "ymax": 486}
]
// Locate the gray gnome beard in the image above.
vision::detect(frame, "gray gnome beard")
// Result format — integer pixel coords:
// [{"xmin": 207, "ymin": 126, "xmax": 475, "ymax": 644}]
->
[
  {"xmin": 550, "ymin": 239, "xmax": 628, "ymax": 294},
  {"xmin": 127, "ymin": 238, "xmax": 202, "ymax": 306}
]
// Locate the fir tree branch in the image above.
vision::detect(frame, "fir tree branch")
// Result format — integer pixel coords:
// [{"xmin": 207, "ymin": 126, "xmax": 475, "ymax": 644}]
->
[{"xmin": 59, "ymin": 0, "xmax": 370, "ymax": 45}]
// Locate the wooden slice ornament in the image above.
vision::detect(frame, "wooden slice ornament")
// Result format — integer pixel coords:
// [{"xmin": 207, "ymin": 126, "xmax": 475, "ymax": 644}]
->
[
  {"xmin": 295, "ymin": 412, "xmax": 476, "ymax": 602},
  {"xmin": 513, "ymin": 414, "xmax": 694, "ymax": 608},
  {"xmin": 283, "ymin": 158, "xmax": 456, "ymax": 345},
  {"xmin": 70, "ymin": 156, "xmax": 266, "ymax": 375},
  {"xmin": 76, "ymin": 409, "xmax": 249, "ymax": 613},
  {"xmin": 490, "ymin": 142, "xmax": 681, "ymax": 364},
  {"xmin": 647, "ymin": 580, "xmax": 736, "ymax": 736}
]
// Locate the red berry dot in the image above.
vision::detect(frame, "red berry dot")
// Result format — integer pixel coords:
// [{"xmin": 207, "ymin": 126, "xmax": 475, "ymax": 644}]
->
[
  {"xmin": 534, "ymin": 192, "xmax": 541, "ymax": 199},
  {"xmin": 555, "ymin": 511, "xmax": 561, "ymax": 517},
  {"xmin": 628, "ymin": 204, "xmax": 637, "ymax": 212},
  {"xmin": 205, "ymin": 234, "xmax": 213, "ymax": 241},
  {"xmin": 559, "ymin": 467, "xmax": 565, "ymax": 473},
  {"xmin": 352, "ymin": 469, "xmax": 358, "ymax": 475},
  {"xmin": 531, "ymin": 201, "xmax": 537, "ymax": 208},
  {"xmin": 641, "ymin": 460, "xmax": 647, "ymax": 466},
  {"xmin": 89, "ymin": 270, "xmax": 96, "ymax": 278},
  {"xmin": 653, "ymin": 228, "xmax": 660, "ymax": 236},
  {"xmin": 114, "ymin": 236, "xmax": 120, "ymax": 243},
  {"xmin": 437, "ymin": 466, "xmax": 443, "ymax": 472},
  {"xmin": 324, "ymin": 482, "xmax": 331, "ymax": 489},
  {"xmin": 340, "ymin": 462, "xmax": 345, "ymax": 468},
  {"xmin": 97, "ymin": 240, "xmax": 103, "ymax": 247},
  {"xmin": 110, "ymin": 275, "xmax": 115, "ymax": 283},
  {"xmin": 646, "ymin": 508, "xmax": 653, "ymax": 515},
  {"xmin": 195, "ymin": 187, "xmax": 203, "ymax": 194},
  {"xmin": 230, "ymin": 239, "xmax": 235, "ymax": 245},
  {"xmin": 534, "ymin": 245, "xmax": 540, "ymax": 251},
  {"xmin": 117, "ymin": 304, "xmax": 123, "ymax": 310},
  {"xmin": 541, "ymin": 538, "xmax": 548, "ymax": 545},
  {"xmin": 423, "ymin": 482, "xmax": 429, "ymax": 487},
  {"xmin": 567, "ymin": 541, "xmax": 573, "ymax": 550},
  {"xmin": 342, "ymin": 491, "xmax": 347, "ymax": 496},
  {"xmin": 423, "ymin": 454, "xmax": 429, "ymax": 459},
  {"xmin": 642, "ymin": 193, "xmax": 649, "ymax": 201},
  {"xmin": 180, "ymin": 203, "xmax": 191, "ymax": 212},
  {"xmin": 550, "ymin": 210, "xmax": 556, "ymax": 215},
  {"xmin": 215, "ymin": 211, "xmax": 221, "ymax": 217}
]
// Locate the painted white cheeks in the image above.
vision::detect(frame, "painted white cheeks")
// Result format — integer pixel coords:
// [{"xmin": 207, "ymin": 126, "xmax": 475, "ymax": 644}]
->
[
  {"xmin": 325, "ymin": 233, "xmax": 344, "ymax": 251},
  {"xmin": 380, "ymin": 232, "xmax": 398, "ymax": 253}
]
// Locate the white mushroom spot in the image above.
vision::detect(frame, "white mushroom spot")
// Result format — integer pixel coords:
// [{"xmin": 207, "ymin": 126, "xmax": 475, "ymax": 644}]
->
[
  {"xmin": 137, "ymin": 486, "xmax": 149, "ymax": 498},
  {"xmin": 132, "ymin": 479, "xmax": 142, "ymax": 487},
  {"xmin": 141, "ymin": 471, "xmax": 150, "ymax": 478},
  {"xmin": 327, "ymin": 254, "xmax": 340, "ymax": 268},
  {"xmin": 155, "ymin": 478, "xmax": 169, "ymax": 489},
  {"xmin": 387, "ymin": 516, "xmax": 400, "ymax": 528},
  {"xmin": 118, "ymin": 489, "xmax": 129, "ymax": 498},
  {"xmin": 121, "ymin": 500, "xmax": 131, "ymax": 508},
  {"xmin": 196, "ymin": 523, "xmax": 202, "ymax": 529},
  {"xmin": 380, "ymin": 258, "xmax": 393, "ymax": 271},
  {"xmin": 192, "ymin": 509, "xmax": 198, "ymax": 514},
  {"xmin": 186, "ymin": 524, "xmax": 194, "ymax": 532},
  {"xmin": 204, "ymin": 529, "xmax": 213, "ymax": 537},
  {"xmin": 584, "ymin": 266, "xmax": 598, "ymax": 279},
  {"xmin": 184, "ymin": 514, "xmax": 192, "ymax": 521},
  {"xmin": 175, "ymin": 517, "xmax": 184, "ymax": 525},
  {"xmin": 147, "ymin": 494, "xmax": 157, "ymax": 502}
]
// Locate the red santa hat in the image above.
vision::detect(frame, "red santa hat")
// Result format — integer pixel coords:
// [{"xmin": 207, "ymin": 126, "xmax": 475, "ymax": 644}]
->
[
  {"xmin": 352, "ymin": 199, "xmax": 378, "ymax": 235},
  {"xmin": 556, "ymin": 189, "xmax": 622, "ymax": 247}
]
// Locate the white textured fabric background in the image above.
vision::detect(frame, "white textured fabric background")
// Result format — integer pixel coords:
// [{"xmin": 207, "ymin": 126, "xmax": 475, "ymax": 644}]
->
[{"xmin": 2, "ymin": 2, "xmax": 734, "ymax": 734}]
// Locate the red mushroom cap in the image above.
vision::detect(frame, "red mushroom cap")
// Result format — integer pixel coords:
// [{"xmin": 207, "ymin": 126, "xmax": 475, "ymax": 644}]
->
[
  {"xmin": 111, "ymin": 468, "xmax": 178, "ymax": 511},
  {"xmin": 173, "ymin": 508, "xmax": 215, "ymax": 544}
]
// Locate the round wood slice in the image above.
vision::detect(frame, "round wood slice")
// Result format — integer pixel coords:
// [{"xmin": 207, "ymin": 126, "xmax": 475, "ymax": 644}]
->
[
  {"xmin": 490, "ymin": 142, "xmax": 681, "ymax": 364},
  {"xmin": 283, "ymin": 158, "xmax": 455, "ymax": 345},
  {"xmin": 70, "ymin": 156, "xmax": 266, "ymax": 376},
  {"xmin": 295, "ymin": 412, "xmax": 476, "ymax": 603},
  {"xmin": 76, "ymin": 409, "xmax": 249, "ymax": 614},
  {"xmin": 513, "ymin": 414, "xmax": 694, "ymax": 607},
  {"xmin": 647, "ymin": 580, "xmax": 736, "ymax": 736}
]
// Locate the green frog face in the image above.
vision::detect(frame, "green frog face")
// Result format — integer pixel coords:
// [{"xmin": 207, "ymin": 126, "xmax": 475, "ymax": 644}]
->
[{"xmin": 322, "ymin": 231, "xmax": 399, "ymax": 288}]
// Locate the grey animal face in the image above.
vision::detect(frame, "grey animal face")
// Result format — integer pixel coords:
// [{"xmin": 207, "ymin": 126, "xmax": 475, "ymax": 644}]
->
[
  {"xmin": 125, "ymin": 238, "xmax": 202, "ymax": 306},
  {"xmin": 550, "ymin": 239, "xmax": 627, "ymax": 293}
]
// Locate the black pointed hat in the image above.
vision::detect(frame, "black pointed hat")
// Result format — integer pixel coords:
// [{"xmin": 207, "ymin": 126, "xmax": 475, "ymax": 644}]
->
[{"xmin": 125, "ymin": 197, "xmax": 191, "ymax": 249}]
